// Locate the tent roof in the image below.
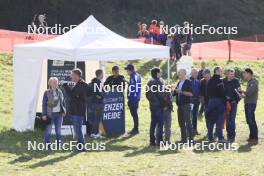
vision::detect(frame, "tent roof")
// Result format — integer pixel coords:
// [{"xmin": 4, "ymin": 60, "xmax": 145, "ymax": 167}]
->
[{"xmin": 14, "ymin": 15, "xmax": 169, "ymax": 60}]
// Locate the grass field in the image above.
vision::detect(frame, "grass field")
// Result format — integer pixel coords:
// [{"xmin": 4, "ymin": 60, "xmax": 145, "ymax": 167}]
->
[{"xmin": 0, "ymin": 53, "xmax": 264, "ymax": 176}]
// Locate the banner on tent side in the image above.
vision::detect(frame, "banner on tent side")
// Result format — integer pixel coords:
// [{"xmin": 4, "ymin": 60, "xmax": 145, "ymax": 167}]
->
[
  {"xmin": 101, "ymin": 91, "xmax": 125, "ymax": 135},
  {"xmin": 47, "ymin": 60, "xmax": 86, "ymax": 135}
]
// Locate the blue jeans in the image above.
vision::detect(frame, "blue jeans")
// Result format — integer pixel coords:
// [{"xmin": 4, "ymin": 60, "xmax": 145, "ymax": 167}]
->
[
  {"xmin": 128, "ymin": 101, "xmax": 139, "ymax": 131},
  {"xmin": 150, "ymin": 105, "xmax": 164, "ymax": 144},
  {"xmin": 226, "ymin": 102, "xmax": 237, "ymax": 140},
  {"xmin": 191, "ymin": 102, "xmax": 200, "ymax": 130},
  {"xmin": 70, "ymin": 115, "xmax": 84, "ymax": 144},
  {"xmin": 44, "ymin": 113, "xmax": 63, "ymax": 146},
  {"xmin": 245, "ymin": 104, "xmax": 258, "ymax": 139},
  {"xmin": 206, "ymin": 98, "xmax": 225, "ymax": 141}
]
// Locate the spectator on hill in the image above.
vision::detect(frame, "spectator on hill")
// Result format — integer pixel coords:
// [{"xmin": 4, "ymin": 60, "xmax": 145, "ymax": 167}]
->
[
  {"xmin": 223, "ymin": 68, "xmax": 241, "ymax": 142},
  {"xmin": 200, "ymin": 69, "xmax": 211, "ymax": 119},
  {"xmin": 137, "ymin": 23, "xmax": 150, "ymax": 39},
  {"xmin": 90, "ymin": 69, "xmax": 104, "ymax": 139},
  {"xmin": 148, "ymin": 20, "xmax": 159, "ymax": 44},
  {"xmin": 206, "ymin": 66, "xmax": 226, "ymax": 142},
  {"xmin": 182, "ymin": 21, "xmax": 193, "ymax": 56},
  {"xmin": 190, "ymin": 68, "xmax": 201, "ymax": 135},
  {"xmin": 174, "ymin": 69, "xmax": 194, "ymax": 143},
  {"xmin": 158, "ymin": 20, "xmax": 167, "ymax": 45},
  {"xmin": 240, "ymin": 68, "xmax": 259, "ymax": 145},
  {"xmin": 125, "ymin": 64, "xmax": 141, "ymax": 135},
  {"xmin": 166, "ymin": 34, "xmax": 176, "ymax": 60},
  {"xmin": 146, "ymin": 67, "xmax": 165, "ymax": 146},
  {"xmin": 173, "ymin": 24, "xmax": 183, "ymax": 60},
  {"xmin": 42, "ymin": 77, "xmax": 66, "ymax": 149}
]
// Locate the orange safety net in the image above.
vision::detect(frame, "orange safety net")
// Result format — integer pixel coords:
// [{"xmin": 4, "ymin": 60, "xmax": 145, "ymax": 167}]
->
[{"xmin": 1, "ymin": 29, "xmax": 264, "ymax": 60}]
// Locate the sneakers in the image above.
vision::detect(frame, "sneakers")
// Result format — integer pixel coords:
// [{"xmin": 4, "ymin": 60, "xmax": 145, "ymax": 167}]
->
[{"xmin": 90, "ymin": 133, "xmax": 102, "ymax": 139}]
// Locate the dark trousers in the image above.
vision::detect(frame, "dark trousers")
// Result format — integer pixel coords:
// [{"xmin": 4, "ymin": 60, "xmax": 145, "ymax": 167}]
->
[
  {"xmin": 150, "ymin": 105, "xmax": 164, "ymax": 144},
  {"xmin": 177, "ymin": 104, "xmax": 193, "ymax": 141},
  {"xmin": 91, "ymin": 103, "xmax": 103, "ymax": 134},
  {"xmin": 128, "ymin": 101, "xmax": 139, "ymax": 131},
  {"xmin": 226, "ymin": 102, "xmax": 238, "ymax": 140},
  {"xmin": 175, "ymin": 44, "xmax": 182, "ymax": 60},
  {"xmin": 245, "ymin": 103, "xmax": 258, "ymax": 139},
  {"xmin": 206, "ymin": 98, "xmax": 225, "ymax": 141},
  {"xmin": 70, "ymin": 115, "xmax": 84, "ymax": 144},
  {"xmin": 191, "ymin": 102, "xmax": 200, "ymax": 130}
]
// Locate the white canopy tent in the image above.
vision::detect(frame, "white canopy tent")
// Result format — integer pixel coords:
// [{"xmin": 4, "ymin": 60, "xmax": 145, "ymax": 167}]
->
[{"xmin": 13, "ymin": 15, "xmax": 170, "ymax": 131}]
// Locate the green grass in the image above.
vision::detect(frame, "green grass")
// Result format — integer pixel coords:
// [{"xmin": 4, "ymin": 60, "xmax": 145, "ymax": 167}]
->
[{"xmin": 0, "ymin": 53, "xmax": 264, "ymax": 175}]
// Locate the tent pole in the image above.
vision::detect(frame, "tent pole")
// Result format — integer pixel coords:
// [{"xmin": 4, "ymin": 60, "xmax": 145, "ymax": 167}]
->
[
  {"xmin": 167, "ymin": 58, "xmax": 170, "ymax": 83},
  {"xmin": 74, "ymin": 61, "xmax": 77, "ymax": 69}
]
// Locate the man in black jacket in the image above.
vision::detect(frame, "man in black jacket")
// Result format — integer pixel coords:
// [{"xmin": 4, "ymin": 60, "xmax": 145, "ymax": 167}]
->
[
  {"xmin": 206, "ymin": 66, "xmax": 226, "ymax": 142},
  {"xmin": 146, "ymin": 67, "xmax": 165, "ymax": 146},
  {"xmin": 174, "ymin": 69, "xmax": 193, "ymax": 143},
  {"xmin": 104, "ymin": 66, "xmax": 125, "ymax": 92},
  {"xmin": 63, "ymin": 69, "xmax": 89, "ymax": 148},
  {"xmin": 223, "ymin": 68, "xmax": 240, "ymax": 142}
]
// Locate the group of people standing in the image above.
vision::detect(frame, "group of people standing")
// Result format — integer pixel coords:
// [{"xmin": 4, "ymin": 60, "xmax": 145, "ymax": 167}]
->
[
  {"xmin": 137, "ymin": 19, "xmax": 193, "ymax": 60},
  {"xmin": 42, "ymin": 64, "xmax": 142, "ymax": 150},
  {"xmin": 145, "ymin": 62, "xmax": 259, "ymax": 146},
  {"xmin": 42, "ymin": 61, "xmax": 259, "ymax": 150}
]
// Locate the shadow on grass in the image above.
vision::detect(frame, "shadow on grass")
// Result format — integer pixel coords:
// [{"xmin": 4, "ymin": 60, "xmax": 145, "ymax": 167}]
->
[
  {"xmin": 237, "ymin": 143, "xmax": 253, "ymax": 153},
  {"xmin": 0, "ymin": 129, "xmax": 138, "ymax": 167}
]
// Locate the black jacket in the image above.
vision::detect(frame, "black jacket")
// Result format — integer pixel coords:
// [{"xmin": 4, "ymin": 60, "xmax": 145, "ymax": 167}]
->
[
  {"xmin": 63, "ymin": 80, "xmax": 89, "ymax": 116},
  {"xmin": 174, "ymin": 79, "xmax": 192, "ymax": 106},
  {"xmin": 91, "ymin": 78, "xmax": 103, "ymax": 104},
  {"xmin": 146, "ymin": 78, "xmax": 166, "ymax": 107},
  {"xmin": 223, "ymin": 77, "xmax": 241, "ymax": 103},
  {"xmin": 200, "ymin": 78, "xmax": 209, "ymax": 104},
  {"xmin": 207, "ymin": 74, "xmax": 225, "ymax": 99},
  {"xmin": 104, "ymin": 75, "xmax": 125, "ymax": 88}
]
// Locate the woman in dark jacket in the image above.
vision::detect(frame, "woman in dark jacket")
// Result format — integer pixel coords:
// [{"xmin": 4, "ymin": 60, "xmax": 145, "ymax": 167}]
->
[{"xmin": 42, "ymin": 77, "xmax": 65, "ymax": 148}]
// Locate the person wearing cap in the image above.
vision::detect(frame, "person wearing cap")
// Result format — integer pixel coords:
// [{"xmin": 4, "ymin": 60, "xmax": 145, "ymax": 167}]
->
[
  {"xmin": 223, "ymin": 68, "xmax": 241, "ymax": 142},
  {"xmin": 206, "ymin": 66, "xmax": 226, "ymax": 143},
  {"xmin": 104, "ymin": 66, "xmax": 125, "ymax": 92},
  {"xmin": 146, "ymin": 67, "xmax": 166, "ymax": 145},
  {"xmin": 125, "ymin": 64, "xmax": 141, "ymax": 135},
  {"xmin": 63, "ymin": 68, "xmax": 89, "ymax": 150},
  {"xmin": 240, "ymin": 68, "xmax": 259, "ymax": 145}
]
